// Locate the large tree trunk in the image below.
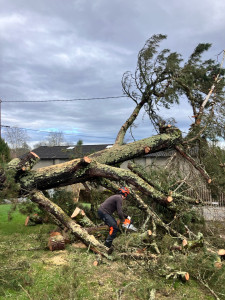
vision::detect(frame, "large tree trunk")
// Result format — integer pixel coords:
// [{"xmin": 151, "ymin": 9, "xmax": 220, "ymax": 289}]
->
[
  {"xmin": 31, "ymin": 191, "xmax": 109, "ymax": 257},
  {"xmin": 17, "ymin": 130, "xmax": 181, "ymax": 194}
]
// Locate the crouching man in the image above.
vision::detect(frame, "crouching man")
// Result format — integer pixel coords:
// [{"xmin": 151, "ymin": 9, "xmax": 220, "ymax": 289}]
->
[{"xmin": 98, "ymin": 187, "xmax": 130, "ymax": 250}]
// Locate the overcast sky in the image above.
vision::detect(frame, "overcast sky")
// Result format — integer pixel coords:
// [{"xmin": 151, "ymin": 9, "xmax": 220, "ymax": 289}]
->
[{"xmin": 1, "ymin": 0, "xmax": 224, "ymax": 148}]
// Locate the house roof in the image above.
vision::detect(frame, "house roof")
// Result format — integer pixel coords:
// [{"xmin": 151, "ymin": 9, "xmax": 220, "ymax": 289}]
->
[
  {"xmin": 31, "ymin": 144, "xmax": 113, "ymax": 159},
  {"xmin": 146, "ymin": 149, "xmax": 176, "ymax": 157}
]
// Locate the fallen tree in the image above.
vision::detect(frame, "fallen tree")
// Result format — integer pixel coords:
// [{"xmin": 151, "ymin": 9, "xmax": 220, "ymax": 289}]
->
[{"xmin": 0, "ymin": 35, "xmax": 224, "ymax": 265}]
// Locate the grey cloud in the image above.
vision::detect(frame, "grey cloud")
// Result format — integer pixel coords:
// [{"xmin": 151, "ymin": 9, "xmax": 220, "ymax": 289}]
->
[{"xmin": 1, "ymin": 0, "xmax": 224, "ymax": 147}]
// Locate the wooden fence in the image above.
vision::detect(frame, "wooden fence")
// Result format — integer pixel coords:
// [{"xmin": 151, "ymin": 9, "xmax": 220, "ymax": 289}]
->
[{"xmin": 186, "ymin": 187, "xmax": 225, "ymax": 207}]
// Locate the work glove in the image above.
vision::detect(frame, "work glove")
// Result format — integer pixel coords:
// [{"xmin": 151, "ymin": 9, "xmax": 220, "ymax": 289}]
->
[
  {"xmin": 122, "ymin": 216, "xmax": 131, "ymax": 228},
  {"xmin": 122, "ymin": 216, "xmax": 138, "ymax": 231}
]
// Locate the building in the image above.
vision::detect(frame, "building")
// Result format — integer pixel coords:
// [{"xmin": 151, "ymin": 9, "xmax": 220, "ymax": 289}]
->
[{"xmin": 31, "ymin": 144, "xmax": 113, "ymax": 169}]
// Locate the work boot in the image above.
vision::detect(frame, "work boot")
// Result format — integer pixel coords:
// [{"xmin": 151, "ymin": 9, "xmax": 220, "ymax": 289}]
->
[
  {"xmin": 104, "ymin": 241, "xmax": 112, "ymax": 248},
  {"xmin": 107, "ymin": 245, "xmax": 114, "ymax": 255},
  {"xmin": 104, "ymin": 241, "xmax": 114, "ymax": 254}
]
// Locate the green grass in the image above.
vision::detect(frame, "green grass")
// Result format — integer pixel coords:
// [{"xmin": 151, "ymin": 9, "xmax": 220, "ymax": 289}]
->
[
  {"xmin": 0, "ymin": 204, "xmax": 220, "ymax": 300},
  {"xmin": 0, "ymin": 204, "xmax": 53, "ymax": 235},
  {"xmin": 0, "ymin": 204, "xmax": 26, "ymax": 234}
]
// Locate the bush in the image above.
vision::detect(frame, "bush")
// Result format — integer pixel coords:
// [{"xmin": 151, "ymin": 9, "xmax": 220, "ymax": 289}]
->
[
  {"xmin": 0, "ymin": 138, "xmax": 10, "ymax": 163},
  {"xmin": 50, "ymin": 189, "xmax": 75, "ymax": 216}
]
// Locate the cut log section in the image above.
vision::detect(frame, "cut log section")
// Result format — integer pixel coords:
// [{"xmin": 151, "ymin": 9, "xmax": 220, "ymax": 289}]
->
[
  {"xmin": 48, "ymin": 233, "xmax": 65, "ymax": 251},
  {"xmin": 218, "ymin": 249, "xmax": 225, "ymax": 257},
  {"xmin": 93, "ymin": 260, "xmax": 98, "ymax": 266},
  {"xmin": 71, "ymin": 207, "xmax": 95, "ymax": 227},
  {"xmin": 144, "ymin": 147, "xmax": 151, "ymax": 154},
  {"xmin": 214, "ymin": 261, "xmax": 223, "ymax": 269},
  {"xmin": 7, "ymin": 151, "xmax": 40, "ymax": 174}
]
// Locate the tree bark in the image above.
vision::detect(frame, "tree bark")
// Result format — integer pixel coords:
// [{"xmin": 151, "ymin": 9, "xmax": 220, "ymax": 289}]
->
[
  {"xmin": 3, "ymin": 131, "xmax": 181, "ymax": 195},
  {"xmin": 20, "ymin": 160, "xmax": 174, "ymax": 206},
  {"xmin": 114, "ymin": 98, "xmax": 146, "ymax": 146},
  {"xmin": 7, "ymin": 151, "xmax": 40, "ymax": 175},
  {"xmin": 89, "ymin": 129, "xmax": 182, "ymax": 165},
  {"xmin": 31, "ymin": 191, "xmax": 108, "ymax": 257}
]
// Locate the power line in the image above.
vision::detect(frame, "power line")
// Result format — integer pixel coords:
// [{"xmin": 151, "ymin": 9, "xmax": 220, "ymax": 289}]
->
[{"xmin": 1, "ymin": 95, "xmax": 128, "ymax": 103}]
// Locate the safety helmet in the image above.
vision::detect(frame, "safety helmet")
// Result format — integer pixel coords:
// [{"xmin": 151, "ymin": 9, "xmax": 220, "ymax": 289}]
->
[{"xmin": 119, "ymin": 187, "xmax": 130, "ymax": 197}]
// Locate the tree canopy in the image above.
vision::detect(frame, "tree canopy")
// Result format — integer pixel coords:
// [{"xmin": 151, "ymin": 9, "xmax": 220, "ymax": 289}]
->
[{"xmin": 121, "ymin": 34, "xmax": 225, "ymax": 143}]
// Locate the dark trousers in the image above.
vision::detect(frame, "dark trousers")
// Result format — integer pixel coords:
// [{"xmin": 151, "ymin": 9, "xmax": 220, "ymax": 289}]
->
[{"xmin": 98, "ymin": 209, "xmax": 119, "ymax": 248}]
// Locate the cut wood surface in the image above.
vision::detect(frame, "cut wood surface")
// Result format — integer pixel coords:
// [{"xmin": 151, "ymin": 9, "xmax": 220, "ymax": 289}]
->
[
  {"xmin": 7, "ymin": 151, "xmax": 40, "ymax": 174},
  {"xmin": 71, "ymin": 207, "xmax": 95, "ymax": 227},
  {"xmin": 166, "ymin": 271, "xmax": 189, "ymax": 282},
  {"xmin": 48, "ymin": 233, "xmax": 65, "ymax": 251},
  {"xmin": 218, "ymin": 249, "xmax": 225, "ymax": 256},
  {"xmin": 50, "ymin": 232, "xmax": 62, "ymax": 237},
  {"xmin": 24, "ymin": 216, "xmax": 30, "ymax": 226}
]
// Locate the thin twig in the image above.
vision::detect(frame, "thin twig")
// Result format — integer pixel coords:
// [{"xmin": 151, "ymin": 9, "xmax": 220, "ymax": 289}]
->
[
  {"xmin": 196, "ymin": 273, "xmax": 221, "ymax": 300},
  {"xmin": 18, "ymin": 284, "xmax": 33, "ymax": 300},
  {"xmin": 173, "ymin": 175, "xmax": 189, "ymax": 193},
  {"xmin": 117, "ymin": 282, "xmax": 135, "ymax": 300}
]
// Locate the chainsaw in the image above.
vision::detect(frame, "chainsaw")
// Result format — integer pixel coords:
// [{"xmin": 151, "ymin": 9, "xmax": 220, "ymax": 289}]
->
[{"xmin": 122, "ymin": 216, "xmax": 138, "ymax": 231}]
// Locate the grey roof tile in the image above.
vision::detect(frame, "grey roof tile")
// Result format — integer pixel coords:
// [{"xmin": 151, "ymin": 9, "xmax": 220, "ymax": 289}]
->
[{"xmin": 31, "ymin": 144, "xmax": 113, "ymax": 159}]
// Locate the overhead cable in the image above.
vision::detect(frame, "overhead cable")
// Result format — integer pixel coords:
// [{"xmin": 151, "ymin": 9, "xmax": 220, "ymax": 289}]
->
[{"xmin": 1, "ymin": 95, "xmax": 128, "ymax": 103}]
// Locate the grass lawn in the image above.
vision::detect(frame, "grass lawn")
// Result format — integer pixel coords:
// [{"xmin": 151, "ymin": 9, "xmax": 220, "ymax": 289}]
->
[
  {"xmin": 0, "ymin": 204, "xmax": 219, "ymax": 300},
  {"xmin": 0, "ymin": 204, "xmax": 53, "ymax": 235}
]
